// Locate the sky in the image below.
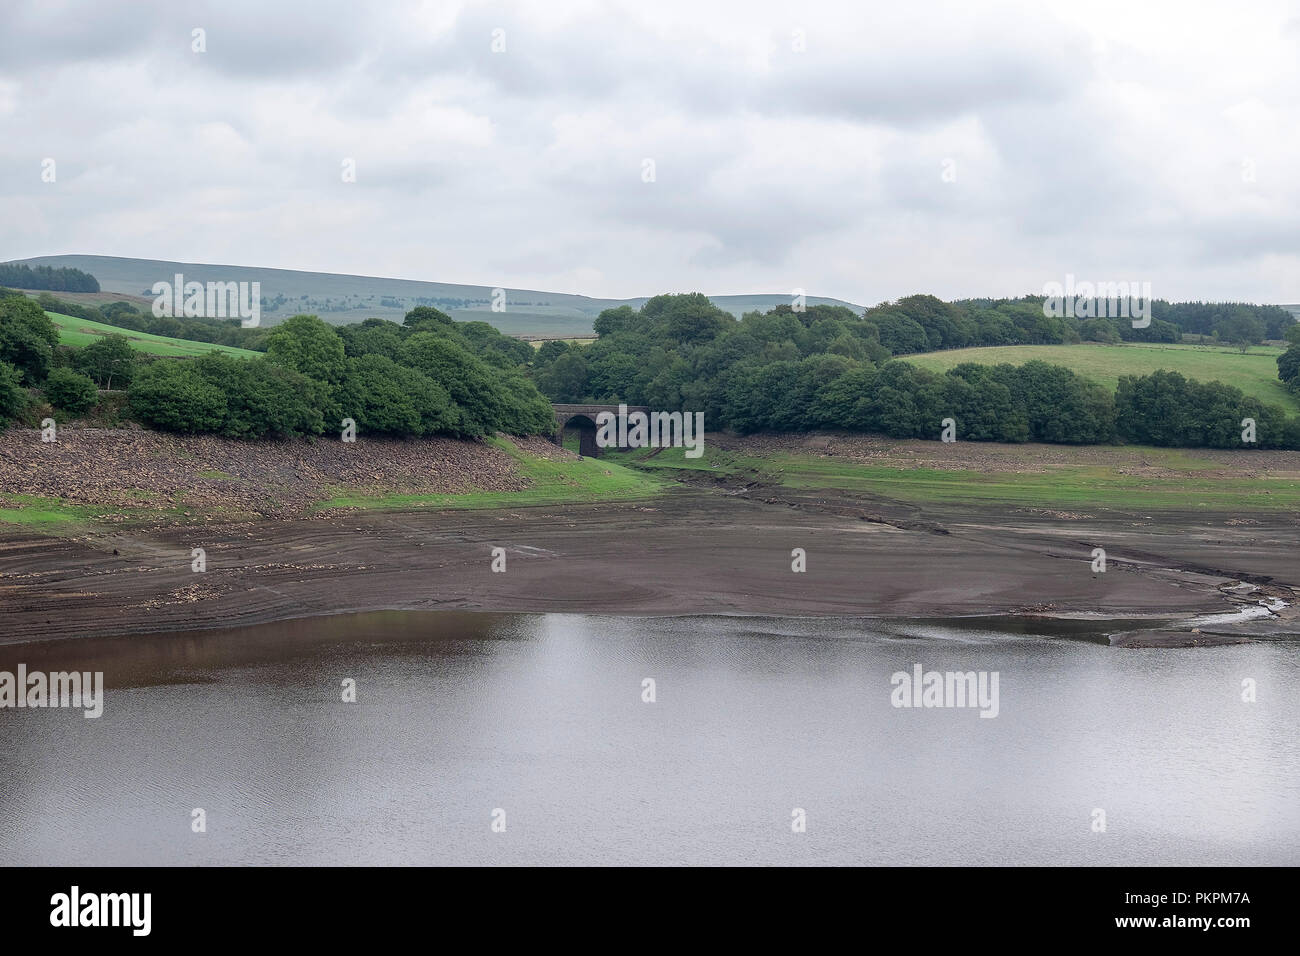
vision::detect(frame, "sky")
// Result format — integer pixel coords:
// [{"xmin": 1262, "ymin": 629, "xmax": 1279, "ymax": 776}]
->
[{"xmin": 1, "ymin": 0, "xmax": 1297, "ymax": 305}]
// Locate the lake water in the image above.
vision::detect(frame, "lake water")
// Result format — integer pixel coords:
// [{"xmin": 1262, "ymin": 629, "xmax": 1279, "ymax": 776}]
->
[{"xmin": 1, "ymin": 611, "xmax": 1296, "ymax": 865}]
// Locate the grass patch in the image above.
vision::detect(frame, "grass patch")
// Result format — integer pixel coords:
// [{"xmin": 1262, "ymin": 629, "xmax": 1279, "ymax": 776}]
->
[
  {"xmin": 314, "ymin": 436, "xmax": 665, "ymax": 512},
  {"xmin": 0, "ymin": 493, "xmax": 220, "ymax": 533},
  {"xmin": 46, "ymin": 312, "xmax": 260, "ymax": 359},
  {"xmin": 614, "ymin": 443, "xmax": 1300, "ymax": 512},
  {"xmin": 0, "ymin": 495, "xmax": 99, "ymax": 527},
  {"xmin": 906, "ymin": 342, "xmax": 1299, "ymax": 413}
]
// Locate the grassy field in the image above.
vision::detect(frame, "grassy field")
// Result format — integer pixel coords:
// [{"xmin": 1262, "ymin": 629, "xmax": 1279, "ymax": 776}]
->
[
  {"xmin": 314, "ymin": 437, "xmax": 664, "ymax": 512},
  {"xmin": 906, "ymin": 342, "xmax": 1299, "ymax": 413},
  {"xmin": 606, "ymin": 442, "xmax": 1300, "ymax": 512},
  {"xmin": 46, "ymin": 311, "xmax": 261, "ymax": 358}
]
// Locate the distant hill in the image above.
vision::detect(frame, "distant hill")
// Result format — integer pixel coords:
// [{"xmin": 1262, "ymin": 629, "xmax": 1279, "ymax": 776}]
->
[{"xmin": 4, "ymin": 255, "xmax": 865, "ymax": 336}]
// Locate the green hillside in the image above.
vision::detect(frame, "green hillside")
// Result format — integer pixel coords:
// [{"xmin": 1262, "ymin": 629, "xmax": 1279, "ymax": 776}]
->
[
  {"xmin": 46, "ymin": 311, "xmax": 260, "ymax": 358},
  {"xmin": 906, "ymin": 342, "xmax": 1299, "ymax": 413}
]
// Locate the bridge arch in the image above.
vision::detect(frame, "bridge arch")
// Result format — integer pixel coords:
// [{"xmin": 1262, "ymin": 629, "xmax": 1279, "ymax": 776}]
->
[{"xmin": 558, "ymin": 413, "xmax": 600, "ymax": 457}]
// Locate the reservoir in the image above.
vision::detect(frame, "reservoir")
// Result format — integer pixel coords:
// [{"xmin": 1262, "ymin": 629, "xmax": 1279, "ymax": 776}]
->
[{"xmin": 1, "ymin": 611, "xmax": 1296, "ymax": 865}]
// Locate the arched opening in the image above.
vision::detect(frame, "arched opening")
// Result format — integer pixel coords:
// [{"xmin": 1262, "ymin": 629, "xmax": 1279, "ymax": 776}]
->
[{"xmin": 559, "ymin": 414, "xmax": 600, "ymax": 457}]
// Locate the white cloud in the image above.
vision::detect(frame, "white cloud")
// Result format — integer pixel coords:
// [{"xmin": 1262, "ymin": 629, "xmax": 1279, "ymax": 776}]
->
[{"xmin": 1, "ymin": 0, "xmax": 1297, "ymax": 304}]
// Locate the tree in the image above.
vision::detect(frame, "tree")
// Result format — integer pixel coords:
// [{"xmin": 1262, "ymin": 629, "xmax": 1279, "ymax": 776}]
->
[
  {"xmin": 335, "ymin": 354, "xmax": 456, "ymax": 436},
  {"xmin": 400, "ymin": 332, "xmax": 554, "ymax": 436},
  {"xmin": 43, "ymin": 367, "xmax": 99, "ymax": 414},
  {"xmin": 402, "ymin": 306, "xmax": 454, "ymax": 333},
  {"xmin": 0, "ymin": 295, "xmax": 59, "ymax": 383},
  {"xmin": 534, "ymin": 352, "xmax": 588, "ymax": 402},
  {"xmin": 189, "ymin": 353, "xmax": 327, "ymax": 438},
  {"xmin": 1284, "ymin": 323, "xmax": 1300, "ymax": 347},
  {"xmin": 872, "ymin": 311, "xmax": 929, "ymax": 355},
  {"xmin": 592, "ymin": 305, "xmax": 638, "ymax": 337},
  {"xmin": 75, "ymin": 333, "xmax": 136, "ymax": 389},
  {"xmin": 1219, "ymin": 309, "xmax": 1266, "ymax": 352},
  {"xmin": 265, "ymin": 314, "xmax": 347, "ymax": 385},
  {"xmin": 1278, "ymin": 345, "xmax": 1300, "ymax": 390},
  {"xmin": 1078, "ymin": 318, "xmax": 1122, "ymax": 343},
  {"xmin": 338, "ymin": 319, "xmax": 406, "ymax": 360},
  {"xmin": 0, "ymin": 360, "xmax": 25, "ymax": 423},
  {"xmin": 535, "ymin": 339, "xmax": 573, "ymax": 364},
  {"xmin": 641, "ymin": 293, "xmax": 735, "ymax": 345},
  {"xmin": 128, "ymin": 360, "xmax": 227, "ymax": 433}
]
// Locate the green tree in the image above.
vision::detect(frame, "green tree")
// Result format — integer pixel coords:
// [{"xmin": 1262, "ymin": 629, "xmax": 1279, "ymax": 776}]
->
[
  {"xmin": 265, "ymin": 314, "xmax": 347, "ymax": 385},
  {"xmin": 335, "ymin": 354, "xmax": 455, "ymax": 436},
  {"xmin": 43, "ymin": 367, "xmax": 99, "ymax": 414},
  {"xmin": 189, "ymin": 353, "xmax": 327, "ymax": 438},
  {"xmin": 75, "ymin": 333, "xmax": 136, "ymax": 389},
  {"xmin": 872, "ymin": 311, "xmax": 929, "ymax": 355},
  {"xmin": 128, "ymin": 360, "xmax": 227, "ymax": 432},
  {"xmin": 592, "ymin": 305, "xmax": 638, "ymax": 337},
  {"xmin": 641, "ymin": 293, "xmax": 735, "ymax": 345},
  {"xmin": 1278, "ymin": 345, "xmax": 1300, "ymax": 390},
  {"xmin": 0, "ymin": 295, "xmax": 59, "ymax": 383},
  {"xmin": 534, "ymin": 339, "xmax": 573, "ymax": 364},
  {"xmin": 402, "ymin": 306, "xmax": 455, "ymax": 333},
  {"xmin": 535, "ymin": 351, "xmax": 588, "ymax": 402},
  {"xmin": 1077, "ymin": 318, "xmax": 1122, "ymax": 343},
  {"xmin": 0, "ymin": 360, "xmax": 25, "ymax": 423},
  {"xmin": 1220, "ymin": 309, "xmax": 1266, "ymax": 352},
  {"xmin": 338, "ymin": 318, "xmax": 406, "ymax": 360}
]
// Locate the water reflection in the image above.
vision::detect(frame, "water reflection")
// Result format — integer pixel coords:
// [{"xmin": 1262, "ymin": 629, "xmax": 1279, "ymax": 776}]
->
[{"xmin": 0, "ymin": 612, "xmax": 1296, "ymax": 865}]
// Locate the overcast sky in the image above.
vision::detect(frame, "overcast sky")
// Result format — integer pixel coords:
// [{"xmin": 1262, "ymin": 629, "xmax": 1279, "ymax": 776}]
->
[{"xmin": 2, "ymin": 0, "xmax": 1297, "ymax": 304}]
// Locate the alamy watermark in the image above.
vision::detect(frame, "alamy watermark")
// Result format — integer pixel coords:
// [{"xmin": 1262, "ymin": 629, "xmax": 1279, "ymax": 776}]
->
[
  {"xmin": 595, "ymin": 404, "xmax": 705, "ymax": 458},
  {"xmin": 890, "ymin": 664, "xmax": 999, "ymax": 718},
  {"xmin": 0, "ymin": 665, "xmax": 104, "ymax": 718},
  {"xmin": 1042, "ymin": 274, "xmax": 1152, "ymax": 328},
  {"xmin": 50, "ymin": 887, "xmax": 150, "ymax": 936},
  {"xmin": 152, "ymin": 273, "xmax": 260, "ymax": 327}
]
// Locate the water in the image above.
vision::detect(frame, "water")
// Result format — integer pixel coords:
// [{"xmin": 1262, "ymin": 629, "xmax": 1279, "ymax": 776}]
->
[{"xmin": 1, "ymin": 611, "xmax": 1296, "ymax": 866}]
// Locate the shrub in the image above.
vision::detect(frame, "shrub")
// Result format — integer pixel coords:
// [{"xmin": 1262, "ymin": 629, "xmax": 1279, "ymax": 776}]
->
[
  {"xmin": 43, "ymin": 367, "xmax": 99, "ymax": 414},
  {"xmin": 0, "ymin": 360, "xmax": 25, "ymax": 423},
  {"xmin": 128, "ymin": 360, "xmax": 227, "ymax": 433}
]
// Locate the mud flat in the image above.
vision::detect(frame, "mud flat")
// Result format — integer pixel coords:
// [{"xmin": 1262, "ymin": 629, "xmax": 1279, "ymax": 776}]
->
[{"xmin": 3, "ymin": 484, "xmax": 1298, "ymax": 645}]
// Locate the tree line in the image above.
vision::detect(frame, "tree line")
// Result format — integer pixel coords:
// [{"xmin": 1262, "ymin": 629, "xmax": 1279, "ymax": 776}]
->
[
  {"xmin": 0, "ymin": 291, "xmax": 555, "ymax": 440},
  {"xmin": 0, "ymin": 263, "xmax": 100, "ymax": 293},
  {"xmin": 530, "ymin": 293, "xmax": 1300, "ymax": 449},
  {"xmin": 8, "ymin": 282, "xmax": 1300, "ymax": 450}
]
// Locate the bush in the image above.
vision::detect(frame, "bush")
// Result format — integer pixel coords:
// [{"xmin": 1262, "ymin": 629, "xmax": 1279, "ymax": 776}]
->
[
  {"xmin": 75, "ymin": 333, "xmax": 136, "ymax": 389},
  {"xmin": 265, "ymin": 314, "xmax": 346, "ymax": 385},
  {"xmin": 0, "ymin": 360, "xmax": 25, "ymax": 423},
  {"xmin": 0, "ymin": 295, "xmax": 59, "ymax": 384},
  {"xmin": 1278, "ymin": 345, "xmax": 1300, "ymax": 390},
  {"xmin": 190, "ymin": 353, "xmax": 328, "ymax": 438},
  {"xmin": 1116, "ymin": 370, "xmax": 1293, "ymax": 448},
  {"xmin": 128, "ymin": 360, "xmax": 227, "ymax": 433},
  {"xmin": 43, "ymin": 367, "xmax": 99, "ymax": 415},
  {"xmin": 335, "ymin": 354, "xmax": 456, "ymax": 436}
]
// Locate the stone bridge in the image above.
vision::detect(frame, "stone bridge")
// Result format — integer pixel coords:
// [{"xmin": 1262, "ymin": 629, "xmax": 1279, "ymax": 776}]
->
[{"xmin": 552, "ymin": 403, "xmax": 650, "ymax": 457}]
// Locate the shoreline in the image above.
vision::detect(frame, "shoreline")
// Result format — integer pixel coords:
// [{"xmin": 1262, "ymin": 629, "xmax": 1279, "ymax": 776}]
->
[{"xmin": 4, "ymin": 486, "xmax": 1298, "ymax": 648}]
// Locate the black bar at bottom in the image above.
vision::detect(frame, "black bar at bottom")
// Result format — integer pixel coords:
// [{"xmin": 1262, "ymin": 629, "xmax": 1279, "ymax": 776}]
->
[{"xmin": 2, "ymin": 865, "xmax": 1288, "ymax": 943}]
